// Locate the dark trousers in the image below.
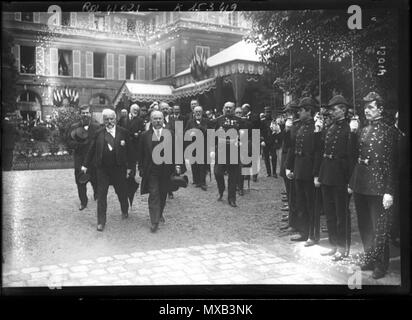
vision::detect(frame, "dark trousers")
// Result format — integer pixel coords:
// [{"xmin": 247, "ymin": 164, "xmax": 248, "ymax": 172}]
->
[
  {"xmin": 96, "ymin": 166, "xmax": 128, "ymax": 225},
  {"xmin": 214, "ymin": 163, "xmax": 238, "ymax": 201},
  {"xmin": 321, "ymin": 185, "xmax": 349, "ymax": 251},
  {"xmin": 148, "ymin": 173, "xmax": 169, "ymax": 225},
  {"xmin": 295, "ymin": 179, "xmax": 318, "ymax": 240},
  {"xmin": 191, "ymin": 163, "xmax": 207, "ymax": 186},
  {"xmin": 75, "ymin": 167, "xmax": 97, "ymax": 206},
  {"xmin": 354, "ymin": 193, "xmax": 391, "ymax": 270},
  {"xmin": 263, "ymin": 145, "xmax": 277, "ymax": 176},
  {"xmin": 284, "ymin": 177, "xmax": 300, "ymax": 230}
]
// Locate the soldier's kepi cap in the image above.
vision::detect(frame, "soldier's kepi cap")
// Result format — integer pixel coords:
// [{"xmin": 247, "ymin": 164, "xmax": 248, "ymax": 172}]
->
[
  {"xmin": 298, "ymin": 97, "xmax": 318, "ymax": 112},
  {"xmin": 363, "ymin": 91, "xmax": 383, "ymax": 104},
  {"xmin": 326, "ymin": 95, "xmax": 351, "ymax": 108}
]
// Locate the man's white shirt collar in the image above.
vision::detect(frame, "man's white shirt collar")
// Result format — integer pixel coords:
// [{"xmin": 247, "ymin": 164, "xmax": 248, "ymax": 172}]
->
[{"xmin": 106, "ymin": 125, "xmax": 116, "ymax": 138}]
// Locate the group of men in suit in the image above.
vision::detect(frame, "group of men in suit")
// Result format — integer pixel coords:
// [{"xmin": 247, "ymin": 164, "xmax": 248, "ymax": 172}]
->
[
  {"xmin": 68, "ymin": 91, "xmax": 401, "ymax": 279},
  {"xmin": 279, "ymin": 92, "xmax": 400, "ymax": 279}
]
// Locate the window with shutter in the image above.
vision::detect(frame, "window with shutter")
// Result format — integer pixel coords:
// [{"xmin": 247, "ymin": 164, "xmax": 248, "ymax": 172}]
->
[
  {"xmin": 149, "ymin": 55, "xmax": 152, "ymax": 80},
  {"xmin": 73, "ymin": 50, "xmax": 81, "ymax": 77},
  {"xmin": 33, "ymin": 12, "xmax": 40, "ymax": 23},
  {"xmin": 15, "ymin": 12, "xmax": 21, "ymax": 21},
  {"xmin": 156, "ymin": 52, "xmax": 160, "ymax": 79},
  {"xmin": 86, "ymin": 51, "xmax": 93, "ymax": 78},
  {"xmin": 49, "ymin": 48, "xmax": 58, "ymax": 76},
  {"xmin": 118, "ymin": 54, "xmax": 126, "ymax": 80},
  {"xmin": 138, "ymin": 56, "xmax": 145, "ymax": 80},
  {"xmin": 161, "ymin": 50, "xmax": 166, "ymax": 77},
  {"xmin": 107, "ymin": 53, "xmax": 114, "ymax": 79},
  {"xmin": 35, "ymin": 47, "xmax": 44, "ymax": 75},
  {"xmin": 171, "ymin": 47, "xmax": 175, "ymax": 75},
  {"xmin": 70, "ymin": 12, "xmax": 77, "ymax": 27},
  {"xmin": 13, "ymin": 45, "xmax": 20, "ymax": 72}
]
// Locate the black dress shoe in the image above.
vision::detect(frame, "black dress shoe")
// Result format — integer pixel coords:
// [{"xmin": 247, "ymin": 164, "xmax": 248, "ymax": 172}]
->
[
  {"xmin": 79, "ymin": 204, "xmax": 87, "ymax": 211},
  {"xmin": 267, "ymin": 173, "xmax": 271, "ymax": 177},
  {"xmin": 372, "ymin": 267, "xmax": 386, "ymax": 279},
  {"xmin": 229, "ymin": 200, "xmax": 237, "ymax": 207},
  {"xmin": 290, "ymin": 234, "xmax": 308, "ymax": 242},
  {"xmin": 150, "ymin": 223, "xmax": 159, "ymax": 233},
  {"xmin": 122, "ymin": 212, "xmax": 128, "ymax": 219},
  {"xmin": 217, "ymin": 194, "xmax": 223, "ymax": 201},
  {"xmin": 200, "ymin": 185, "xmax": 207, "ymax": 191},
  {"xmin": 97, "ymin": 224, "xmax": 104, "ymax": 231},
  {"xmin": 273, "ymin": 173, "xmax": 278, "ymax": 178}
]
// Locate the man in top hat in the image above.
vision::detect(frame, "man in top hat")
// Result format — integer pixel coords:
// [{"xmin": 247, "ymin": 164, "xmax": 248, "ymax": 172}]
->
[
  {"xmin": 67, "ymin": 104, "xmax": 101, "ymax": 210},
  {"xmin": 314, "ymin": 95, "xmax": 353, "ymax": 260},
  {"xmin": 138, "ymin": 110, "xmax": 183, "ymax": 233},
  {"xmin": 211, "ymin": 101, "xmax": 247, "ymax": 207},
  {"xmin": 286, "ymin": 97, "xmax": 321, "ymax": 245},
  {"xmin": 348, "ymin": 92, "xmax": 398, "ymax": 279},
  {"xmin": 184, "ymin": 99, "xmax": 199, "ymax": 128},
  {"xmin": 81, "ymin": 109, "xmax": 135, "ymax": 231}
]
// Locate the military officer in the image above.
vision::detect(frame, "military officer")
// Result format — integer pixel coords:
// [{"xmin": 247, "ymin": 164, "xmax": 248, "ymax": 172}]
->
[
  {"xmin": 279, "ymin": 101, "xmax": 301, "ymax": 233},
  {"xmin": 348, "ymin": 92, "xmax": 398, "ymax": 279},
  {"xmin": 315, "ymin": 95, "xmax": 353, "ymax": 260},
  {"xmin": 212, "ymin": 101, "xmax": 246, "ymax": 207},
  {"xmin": 286, "ymin": 97, "xmax": 321, "ymax": 245}
]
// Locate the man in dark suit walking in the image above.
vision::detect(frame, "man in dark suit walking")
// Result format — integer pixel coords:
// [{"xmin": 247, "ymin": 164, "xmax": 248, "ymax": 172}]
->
[
  {"xmin": 185, "ymin": 105, "xmax": 209, "ymax": 190},
  {"xmin": 67, "ymin": 104, "xmax": 101, "ymax": 210},
  {"xmin": 81, "ymin": 109, "xmax": 135, "ymax": 231},
  {"xmin": 138, "ymin": 110, "xmax": 183, "ymax": 233}
]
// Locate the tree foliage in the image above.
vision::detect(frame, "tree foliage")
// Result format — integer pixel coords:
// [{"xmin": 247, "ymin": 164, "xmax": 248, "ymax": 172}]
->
[
  {"xmin": 245, "ymin": 9, "xmax": 398, "ymax": 108},
  {"xmin": 1, "ymin": 30, "xmax": 19, "ymax": 115}
]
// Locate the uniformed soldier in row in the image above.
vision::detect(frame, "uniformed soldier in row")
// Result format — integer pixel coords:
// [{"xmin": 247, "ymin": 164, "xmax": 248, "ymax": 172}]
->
[
  {"xmin": 279, "ymin": 101, "xmax": 301, "ymax": 232},
  {"xmin": 315, "ymin": 95, "xmax": 353, "ymax": 261},
  {"xmin": 212, "ymin": 101, "xmax": 247, "ymax": 207},
  {"xmin": 286, "ymin": 97, "xmax": 321, "ymax": 245},
  {"xmin": 348, "ymin": 92, "xmax": 398, "ymax": 279}
]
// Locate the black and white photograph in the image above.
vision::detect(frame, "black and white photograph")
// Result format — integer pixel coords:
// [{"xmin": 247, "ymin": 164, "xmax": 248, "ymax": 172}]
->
[{"xmin": 1, "ymin": 0, "xmax": 410, "ymax": 296}]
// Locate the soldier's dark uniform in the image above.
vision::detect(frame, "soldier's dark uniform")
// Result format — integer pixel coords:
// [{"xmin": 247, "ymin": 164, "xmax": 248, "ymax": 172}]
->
[
  {"xmin": 212, "ymin": 113, "xmax": 246, "ymax": 206},
  {"xmin": 279, "ymin": 102, "xmax": 301, "ymax": 231},
  {"xmin": 349, "ymin": 92, "xmax": 398, "ymax": 278},
  {"xmin": 315, "ymin": 96, "xmax": 353, "ymax": 258},
  {"xmin": 286, "ymin": 97, "xmax": 321, "ymax": 242}
]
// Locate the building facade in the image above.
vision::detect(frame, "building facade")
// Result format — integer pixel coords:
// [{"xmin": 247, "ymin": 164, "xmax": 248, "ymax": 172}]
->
[{"xmin": 2, "ymin": 10, "xmax": 250, "ymax": 122}]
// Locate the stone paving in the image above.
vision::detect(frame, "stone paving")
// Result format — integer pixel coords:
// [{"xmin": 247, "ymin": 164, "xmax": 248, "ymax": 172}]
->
[{"xmin": 2, "ymin": 166, "xmax": 402, "ymax": 288}]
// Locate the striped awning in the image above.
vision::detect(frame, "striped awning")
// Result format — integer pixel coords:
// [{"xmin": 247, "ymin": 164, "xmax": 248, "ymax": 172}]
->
[{"xmin": 173, "ymin": 78, "xmax": 216, "ymax": 99}]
